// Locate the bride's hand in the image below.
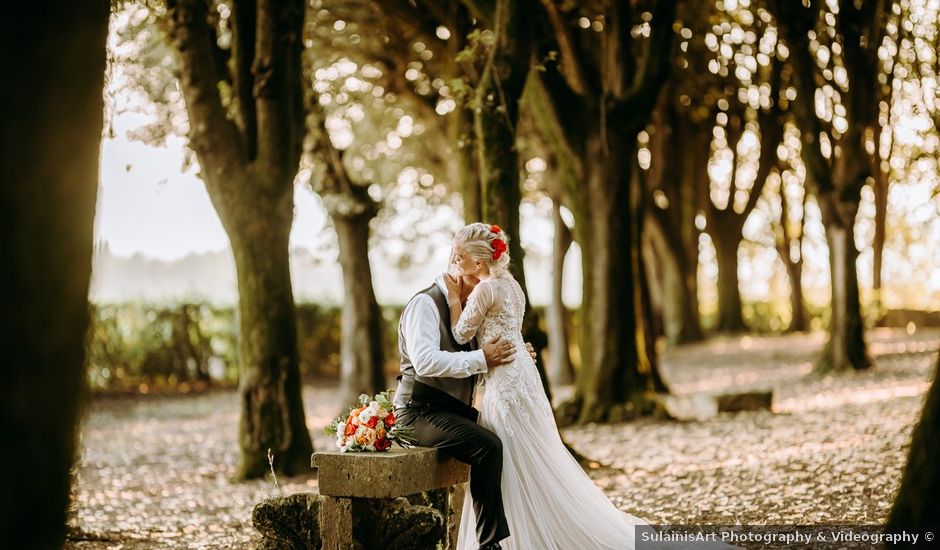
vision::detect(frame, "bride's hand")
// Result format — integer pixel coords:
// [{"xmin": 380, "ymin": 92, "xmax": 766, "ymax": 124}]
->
[{"xmin": 443, "ymin": 273, "xmax": 462, "ymax": 303}]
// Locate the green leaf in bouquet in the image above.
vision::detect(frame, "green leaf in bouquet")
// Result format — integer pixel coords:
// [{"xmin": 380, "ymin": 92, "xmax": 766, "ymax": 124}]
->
[{"xmin": 358, "ymin": 394, "xmax": 371, "ymax": 405}]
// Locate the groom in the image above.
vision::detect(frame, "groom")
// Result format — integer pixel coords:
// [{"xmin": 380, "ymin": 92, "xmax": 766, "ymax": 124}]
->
[{"xmin": 393, "ymin": 270, "xmax": 520, "ymax": 550}]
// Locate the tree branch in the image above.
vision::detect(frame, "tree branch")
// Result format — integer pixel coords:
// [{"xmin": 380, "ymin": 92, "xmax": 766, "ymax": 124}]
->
[
  {"xmin": 253, "ymin": 0, "xmax": 305, "ymax": 182},
  {"xmin": 610, "ymin": 0, "xmax": 678, "ymax": 129},
  {"xmin": 232, "ymin": 0, "xmax": 258, "ymax": 159},
  {"xmin": 165, "ymin": 0, "xmax": 246, "ymax": 186},
  {"xmin": 537, "ymin": 0, "xmax": 591, "ymax": 96}
]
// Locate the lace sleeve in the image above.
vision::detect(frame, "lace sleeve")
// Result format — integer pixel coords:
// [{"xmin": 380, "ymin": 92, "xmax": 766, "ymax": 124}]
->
[{"xmin": 452, "ymin": 281, "xmax": 496, "ymax": 345}]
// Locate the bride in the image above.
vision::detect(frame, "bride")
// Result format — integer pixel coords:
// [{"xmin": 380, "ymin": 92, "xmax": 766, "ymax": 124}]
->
[{"xmin": 445, "ymin": 223, "xmax": 727, "ymax": 550}]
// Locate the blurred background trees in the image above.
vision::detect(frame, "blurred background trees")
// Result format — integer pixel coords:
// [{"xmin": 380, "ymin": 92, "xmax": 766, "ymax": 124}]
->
[
  {"xmin": 12, "ymin": 0, "xmax": 940, "ymax": 535},
  {"xmin": 95, "ymin": 0, "xmax": 940, "ymax": 445}
]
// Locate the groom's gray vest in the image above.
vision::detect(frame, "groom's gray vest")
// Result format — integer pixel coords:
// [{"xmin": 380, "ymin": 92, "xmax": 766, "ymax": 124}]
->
[{"xmin": 394, "ymin": 283, "xmax": 477, "ymax": 410}]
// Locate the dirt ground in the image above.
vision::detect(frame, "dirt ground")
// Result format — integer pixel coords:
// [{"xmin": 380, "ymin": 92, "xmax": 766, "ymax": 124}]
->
[{"xmin": 65, "ymin": 328, "xmax": 938, "ymax": 549}]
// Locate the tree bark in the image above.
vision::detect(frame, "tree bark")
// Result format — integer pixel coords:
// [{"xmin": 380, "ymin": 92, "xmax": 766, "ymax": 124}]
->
[
  {"xmin": 645, "ymin": 96, "xmax": 705, "ymax": 345},
  {"xmin": 769, "ymin": 0, "xmax": 877, "ymax": 370},
  {"xmin": 871, "ymin": 141, "xmax": 888, "ymax": 322},
  {"xmin": 711, "ymin": 219, "xmax": 747, "ymax": 333},
  {"xmin": 775, "ymin": 179, "xmax": 808, "ymax": 332},
  {"xmin": 565, "ymin": 131, "xmax": 660, "ymax": 423},
  {"xmin": 473, "ymin": 0, "xmax": 552, "ymax": 400},
  {"xmin": 547, "ymin": 198, "xmax": 574, "ymax": 385},
  {"xmin": 820, "ymin": 219, "xmax": 869, "ymax": 370},
  {"xmin": 0, "ymin": 3, "xmax": 108, "ymax": 547},
  {"xmin": 530, "ymin": 0, "xmax": 678, "ymax": 425},
  {"xmin": 887, "ymin": 352, "xmax": 940, "ymax": 530},
  {"xmin": 166, "ymin": 0, "xmax": 313, "ymax": 480},
  {"xmin": 333, "ymin": 197, "xmax": 386, "ymax": 406}
]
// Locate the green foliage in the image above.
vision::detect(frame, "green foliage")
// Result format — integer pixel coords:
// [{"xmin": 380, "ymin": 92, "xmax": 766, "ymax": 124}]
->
[{"xmin": 86, "ymin": 302, "xmax": 406, "ymax": 393}]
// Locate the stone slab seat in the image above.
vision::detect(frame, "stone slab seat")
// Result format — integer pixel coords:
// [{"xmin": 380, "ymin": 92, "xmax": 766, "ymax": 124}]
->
[{"xmin": 311, "ymin": 446, "xmax": 470, "ymax": 498}]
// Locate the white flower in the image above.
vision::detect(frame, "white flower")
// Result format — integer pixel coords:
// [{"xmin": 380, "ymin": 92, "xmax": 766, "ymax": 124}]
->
[
  {"xmin": 336, "ymin": 421, "xmax": 346, "ymax": 434},
  {"xmin": 358, "ymin": 409, "xmax": 372, "ymax": 423},
  {"xmin": 376, "ymin": 406, "xmax": 389, "ymax": 418}
]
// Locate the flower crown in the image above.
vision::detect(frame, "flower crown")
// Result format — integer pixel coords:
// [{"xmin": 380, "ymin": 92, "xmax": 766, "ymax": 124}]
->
[{"xmin": 490, "ymin": 225, "xmax": 508, "ymax": 260}]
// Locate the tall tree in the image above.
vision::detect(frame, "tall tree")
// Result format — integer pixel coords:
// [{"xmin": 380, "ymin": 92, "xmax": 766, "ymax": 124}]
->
[
  {"xmin": 887, "ymin": 352, "xmax": 940, "ymax": 531},
  {"xmin": 547, "ymin": 195, "xmax": 575, "ymax": 385},
  {"xmin": 644, "ymin": 84, "xmax": 708, "ymax": 345},
  {"xmin": 528, "ymin": 0, "xmax": 677, "ymax": 423},
  {"xmin": 305, "ymin": 94, "xmax": 385, "ymax": 406},
  {"xmin": 0, "ymin": 2, "xmax": 109, "ymax": 547},
  {"xmin": 768, "ymin": 0, "xmax": 893, "ymax": 370},
  {"xmin": 773, "ymin": 167, "xmax": 809, "ymax": 332},
  {"xmin": 465, "ymin": 0, "xmax": 553, "ymax": 400},
  {"xmin": 164, "ymin": 0, "xmax": 313, "ymax": 479}
]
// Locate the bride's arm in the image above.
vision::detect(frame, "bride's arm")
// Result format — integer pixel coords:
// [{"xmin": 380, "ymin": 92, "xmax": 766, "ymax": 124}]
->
[{"xmin": 449, "ymin": 282, "xmax": 495, "ymax": 345}]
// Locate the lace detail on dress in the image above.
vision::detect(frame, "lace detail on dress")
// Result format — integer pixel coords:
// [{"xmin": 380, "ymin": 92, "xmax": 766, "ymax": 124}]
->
[{"xmin": 452, "ymin": 273, "xmax": 552, "ymax": 435}]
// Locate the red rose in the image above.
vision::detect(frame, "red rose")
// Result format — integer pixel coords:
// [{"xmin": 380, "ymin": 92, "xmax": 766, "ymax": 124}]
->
[
  {"xmin": 490, "ymin": 224, "xmax": 501, "ymax": 234},
  {"xmin": 491, "ymin": 238, "xmax": 507, "ymax": 260},
  {"xmin": 343, "ymin": 422, "xmax": 356, "ymax": 436},
  {"xmin": 366, "ymin": 416, "xmax": 378, "ymax": 428},
  {"xmin": 375, "ymin": 438, "xmax": 391, "ymax": 451},
  {"xmin": 385, "ymin": 412, "xmax": 396, "ymax": 426}
]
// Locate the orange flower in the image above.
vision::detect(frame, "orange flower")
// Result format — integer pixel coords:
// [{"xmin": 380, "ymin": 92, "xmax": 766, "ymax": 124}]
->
[
  {"xmin": 343, "ymin": 422, "xmax": 356, "ymax": 436},
  {"xmin": 366, "ymin": 416, "xmax": 378, "ymax": 428},
  {"xmin": 376, "ymin": 427, "xmax": 387, "ymax": 439}
]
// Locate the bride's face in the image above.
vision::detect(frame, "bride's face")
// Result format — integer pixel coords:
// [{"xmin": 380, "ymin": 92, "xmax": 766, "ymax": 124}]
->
[{"xmin": 451, "ymin": 243, "xmax": 480, "ymax": 277}]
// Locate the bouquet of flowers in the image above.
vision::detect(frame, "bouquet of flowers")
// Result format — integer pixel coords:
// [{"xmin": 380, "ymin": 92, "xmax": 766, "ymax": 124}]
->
[{"xmin": 324, "ymin": 390, "xmax": 414, "ymax": 452}]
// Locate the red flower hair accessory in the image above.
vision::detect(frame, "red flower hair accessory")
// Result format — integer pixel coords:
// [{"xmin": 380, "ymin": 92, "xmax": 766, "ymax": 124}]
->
[
  {"xmin": 491, "ymin": 238, "xmax": 508, "ymax": 260},
  {"xmin": 490, "ymin": 224, "xmax": 502, "ymax": 234}
]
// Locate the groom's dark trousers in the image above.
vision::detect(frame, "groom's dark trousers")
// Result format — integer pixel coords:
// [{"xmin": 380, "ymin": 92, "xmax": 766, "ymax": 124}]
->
[{"xmin": 396, "ymin": 381, "xmax": 510, "ymax": 547}]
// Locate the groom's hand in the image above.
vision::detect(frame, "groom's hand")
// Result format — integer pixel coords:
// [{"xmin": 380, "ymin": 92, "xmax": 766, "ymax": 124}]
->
[
  {"xmin": 482, "ymin": 337, "xmax": 515, "ymax": 369},
  {"xmin": 525, "ymin": 342, "xmax": 537, "ymax": 362}
]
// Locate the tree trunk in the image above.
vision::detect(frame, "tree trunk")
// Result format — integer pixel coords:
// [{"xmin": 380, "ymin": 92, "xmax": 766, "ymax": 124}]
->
[
  {"xmin": 561, "ymin": 131, "xmax": 662, "ymax": 424},
  {"xmin": 166, "ymin": 0, "xmax": 313, "ymax": 480},
  {"xmin": 334, "ymin": 205, "xmax": 385, "ymax": 405},
  {"xmin": 711, "ymin": 223, "xmax": 747, "ymax": 332},
  {"xmin": 768, "ymin": 0, "xmax": 874, "ymax": 371},
  {"xmin": 229, "ymin": 186, "xmax": 313, "ymax": 479},
  {"xmin": 473, "ymin": 0, "xmax": 552, "ymax": 400},
  {"xmin": 647, "ymin": 214, "xmax": 703, "ymax": 345},
  {"xmin": 820, "ymin": 217, "xmax": 870, "ymax": 371},
  {"xmin": 776, "ymin": 180, "xmax": 808, "ymax": 332},
  {"xmin": 887, "ymin": 352, "xmax": 940, "ymax": 530},
  {"xmin": 785, "ymin": 258, "xmax": 807, "ymax": 332},
  {"xmin": 454, "ymin": 102, "xmax": 481, "ymax": 222},
  {"xmin": 872, "ymin": 151, "xmax": 888, "ymax": 322},
  {"xmin": 0, "ymin": 3, "xmax": 108, "ymax": 547},
  {"xmin": 547, "ymin": 198, "xmax": 574, "ymax": 385}
]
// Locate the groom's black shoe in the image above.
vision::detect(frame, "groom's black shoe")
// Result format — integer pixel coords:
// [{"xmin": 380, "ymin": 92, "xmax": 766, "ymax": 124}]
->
[{"xmin": 479, "ymin": 544, "xmax": 503, "ymax": 550}]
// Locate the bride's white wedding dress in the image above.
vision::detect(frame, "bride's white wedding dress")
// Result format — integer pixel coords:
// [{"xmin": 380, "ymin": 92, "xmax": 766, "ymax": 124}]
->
[{"xmin": 452, "ymin": 271, "xmax": 727, "ymax": 550}]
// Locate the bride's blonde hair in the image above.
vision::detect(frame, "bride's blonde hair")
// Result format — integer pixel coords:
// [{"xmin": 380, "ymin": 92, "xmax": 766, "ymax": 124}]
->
[{"xmin": 455, "ymin": 222, "xmax": 512, "ymax": 274}]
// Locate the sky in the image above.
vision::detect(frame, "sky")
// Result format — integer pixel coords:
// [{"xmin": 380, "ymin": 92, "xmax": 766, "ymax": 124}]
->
[{"xmin": 95, "ymin": 116, "xmax": 329, "ymax": 261}]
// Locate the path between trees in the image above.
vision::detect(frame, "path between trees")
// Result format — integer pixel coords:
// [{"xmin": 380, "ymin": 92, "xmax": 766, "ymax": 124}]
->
[{"xmin": 66, "ymin": 328, "xmax": 938, "ymax": 548}]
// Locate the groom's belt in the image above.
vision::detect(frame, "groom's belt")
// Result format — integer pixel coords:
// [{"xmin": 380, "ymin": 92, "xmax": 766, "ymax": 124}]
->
[{"xmin": 409, "ymin": 380, "xmax": 479, "ymax": 423}]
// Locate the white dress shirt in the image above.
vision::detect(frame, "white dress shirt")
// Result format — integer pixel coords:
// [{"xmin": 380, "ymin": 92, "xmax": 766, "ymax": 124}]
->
[{"xmin": 401, "ymin": 275, "xmax": 488, "ymax": 378}]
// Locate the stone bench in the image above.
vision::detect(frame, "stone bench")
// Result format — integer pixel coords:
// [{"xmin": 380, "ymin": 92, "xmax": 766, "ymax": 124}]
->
[{"xmin": 252, "ymin": 447, "xmax": 470, "ymax": 550}]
